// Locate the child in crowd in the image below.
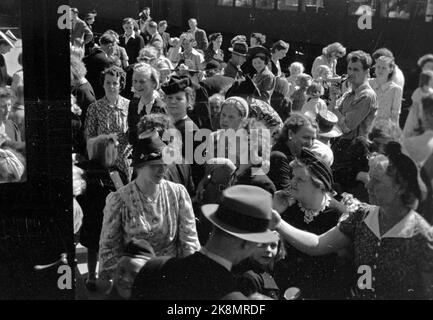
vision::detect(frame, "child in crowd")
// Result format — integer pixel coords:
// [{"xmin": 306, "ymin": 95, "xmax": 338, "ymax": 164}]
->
[
  {"xmin": 290, "ymin": 73, "xmax": 312, "ymax": 111},
  {"xmin": 286, "ymin": 62, "xmax": 305, "ymax": 96},
  {"xmin": 209, "ymin": 93, "xmax": 224, "ymax": 131},
  {"xmin": 301, "ymin": 82, "xmax": 327, "ymax": 118},
  {"xmin": 106, "ymin": 239, "xmax": 155, "ymax": 300},
  {"xmin": 234, "ymin": 235, "xmax": 283, "ymax": 300}
]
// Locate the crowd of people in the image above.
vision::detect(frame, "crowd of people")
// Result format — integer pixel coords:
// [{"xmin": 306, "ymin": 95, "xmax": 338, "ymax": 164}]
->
[{"xmin": 26, "ymin": 5, "xmax": 433, "ymax": 299}]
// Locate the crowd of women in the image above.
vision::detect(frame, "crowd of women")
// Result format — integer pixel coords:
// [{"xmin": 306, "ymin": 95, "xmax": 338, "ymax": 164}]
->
[{"xmin": 69, "ymin": 7, "xmax": 433, "ymax": 300}]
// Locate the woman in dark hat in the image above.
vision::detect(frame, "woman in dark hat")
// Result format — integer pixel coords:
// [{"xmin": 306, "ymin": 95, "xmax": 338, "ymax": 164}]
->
[
  {"xmin": 272, "ymin": 142, "xmax": 433, "ymax": 299},
  {"xmin": 272, "ymin": 147, "xmax": 349, "ymax": 299},
  {"xmin": 250, "ymin": 46, "xmax": 275, "ymax": 104},
  {"xmin": 98, "ymin": 131, "xmax": 200, "ymax": 283}
]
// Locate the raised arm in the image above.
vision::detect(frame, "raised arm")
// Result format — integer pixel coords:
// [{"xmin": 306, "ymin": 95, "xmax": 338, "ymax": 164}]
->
[{"xmin": 272, "ymin": 210, "xmax": 351, "ymax": 256}]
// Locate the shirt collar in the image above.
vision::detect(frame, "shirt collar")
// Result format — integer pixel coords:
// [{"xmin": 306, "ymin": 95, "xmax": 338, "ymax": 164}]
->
[
  {"xmin": 200, "ymin": 247, "xmax": 232, "ymax": 271},
  {"xmin": 125, "ymin": 32, "xmax": 136, "ymax": 39},
  {"xmin": 363, "ymin": 206, "xmax": 417, "ymax": 239}
]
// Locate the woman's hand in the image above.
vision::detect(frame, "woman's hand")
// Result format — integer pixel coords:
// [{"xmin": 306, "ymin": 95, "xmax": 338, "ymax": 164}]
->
[
  {"xmin": 273, "ymin": 189, "xmax": 295, "ymax": 214},
  {"xmin": 269, "ymin": 209, "xmax": 282, "ymax": 231}
]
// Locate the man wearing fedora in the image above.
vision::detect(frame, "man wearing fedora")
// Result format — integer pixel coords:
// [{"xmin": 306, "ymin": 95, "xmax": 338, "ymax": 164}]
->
[
  {"xmin": 224, "ymin": 41, "xmax": 248, "ymax": 80},
  {"xmin": 131, "ymin": 185, "xmax": 279, "ymax": 300}
]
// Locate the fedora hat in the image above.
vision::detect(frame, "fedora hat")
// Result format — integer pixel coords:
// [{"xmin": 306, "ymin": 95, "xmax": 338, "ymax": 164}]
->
[
  {"xmin": 0, "ymin": 30, "xmax": 16, "ymax": 48},
  {"xmin": 201, "ymin": 185, "xmax": 279, "ymax": 243},
  {"xmin": 229, "ymin": 41, "xmax": 248, "ymax": 57},
  {"xmin": 316, "ymin": 110, "xmax": 342, "ymax": 138},
  {"xmin": 204, "ymin": 60, "xmax": 220, "ymax": 71},
  {"xmin": 161, "ymin": 74, "xmax": 196, "ymax": 95},
  {"xmin": 131, "ymin": 130, "xmax": 167, "ymax": 167}
]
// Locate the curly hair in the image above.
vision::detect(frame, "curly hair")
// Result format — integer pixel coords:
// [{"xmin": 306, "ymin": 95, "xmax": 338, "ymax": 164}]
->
[
  {"xmin": 100, "ymin": 66, "xmax": 126, "ymax": 90},
  {"xmin": 276, "ymin": 112, "xmax": 317, "ymax": 145},
  {"xmin": 133, "ymin": 62, "xmax": 160, "ymax": 90},
  {"xmin": 347, "ymin": 50, "xmax": 373, "ymax": 70}
]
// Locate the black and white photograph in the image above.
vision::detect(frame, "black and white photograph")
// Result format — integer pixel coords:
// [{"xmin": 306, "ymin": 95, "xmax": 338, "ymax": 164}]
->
[{"xmin": 0, "ymin": 0, "xmax": 432, "ymax": 307}]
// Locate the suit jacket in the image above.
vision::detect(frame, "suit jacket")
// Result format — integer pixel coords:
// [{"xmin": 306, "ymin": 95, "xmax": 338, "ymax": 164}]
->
[
  {"xmin": 71, "ymin": 18, "xmax": 93, "ymax": 46},
  {"xmin": 127, "ymin": 96, "xmax": 166, "ymax": 147},
  {"xmin": 131, "ymin": 252, "xmax": 238, "ymax": 300},
  {"xmin": 119, "ymin": 34, "xmax": 145, "ymax": 65},
  {"xmin": 190, "ymin": 28, "xmax": 208, "ymax": 52},
  {"xmin": 149, "ymin": 32, "xmax": 163, "ymax": 53}
]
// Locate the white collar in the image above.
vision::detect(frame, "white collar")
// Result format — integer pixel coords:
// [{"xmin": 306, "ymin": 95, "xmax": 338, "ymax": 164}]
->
[
  {"xmin": 125, "ymin": 32, "xmax": 136, "ymax": 39},
  {"xmin": 200, "ymin": 247, "xmax": 232, "ymax": 271},
  {"xmin": 298, "ymin": 193, "xmax": 332, "ymax": 224},
  {"xmin": 363, "ymin": 206, "xmax": 417, "ymax": 239}
]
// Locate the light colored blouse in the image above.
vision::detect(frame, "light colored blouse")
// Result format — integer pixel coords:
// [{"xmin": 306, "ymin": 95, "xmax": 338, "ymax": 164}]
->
[
  {"xmin": 98, "ymin": 179, "xmax": 201, "ymax": 280},
  {"xmin": 369, "ymin": 79, "xmax": 402, "ymax": 125}
]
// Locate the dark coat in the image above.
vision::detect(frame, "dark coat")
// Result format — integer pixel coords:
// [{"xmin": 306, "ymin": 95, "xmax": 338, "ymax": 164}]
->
[
  {"xmin": 160, "ymin": 31, "xmax": 171, "ymax": 56},
  {"xmin": 83, "ymin": 48, "xmax": 115, "ymax": 99},
  {"xmin": 127, "ymin": 96, "xmax": 166, "ymax": 147},
  {"xmin": 268, "ymin": 142, "xmax": 295, "ymax": 191},
  {"xmin": 72, "ymin": 81, "xmax": 96, "ymax": 124},
  {"xmin": 119, "ymin": 34, "xmax": 145, "ymax": 65},
  {"xmin": 234, "ymin": 167, "xmax": 276, "ymax": 196},
  {"xmin": 131, "ymin": 252, "xmax": 238, "ymax": 300}
]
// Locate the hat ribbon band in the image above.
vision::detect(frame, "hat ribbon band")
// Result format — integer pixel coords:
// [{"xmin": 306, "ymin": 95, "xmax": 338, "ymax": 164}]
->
[{"xmin": 215, "ymin": 205, "xmax": 270, "ymax": 233}]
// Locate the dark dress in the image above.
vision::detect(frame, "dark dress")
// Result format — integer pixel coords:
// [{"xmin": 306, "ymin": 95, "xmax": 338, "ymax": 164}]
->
[
  {"xmin": 131, "ymin": 252, "xmax": 238, "ymax": 300},
  {"xmin": 270, "ymin": 91, "xmax": 292, "ymax": 122},
  {"xmin": 72, "ymin": 81, "xmax": 96, "ymax": 124},
  {"xmin": 337, "ymin": 204, "xmax": 433, "ymax": 299},
  {"xmin": 234, "ymin": 259, "xmax": 280, "ymax": 299},
  {"xmin": 76, "ymin": 160, "xmax": 126, "ymax": 250},
  {"xmin": 274, "ymin": 201, "xmax": 349, "ymax": 299},
  {"xmin": 268, "ymin": 142, "xmax": 295, "ymax": 191},
  {"xmin": 118, "ymin": 34, "xmax": 145, "ymax": 65}
]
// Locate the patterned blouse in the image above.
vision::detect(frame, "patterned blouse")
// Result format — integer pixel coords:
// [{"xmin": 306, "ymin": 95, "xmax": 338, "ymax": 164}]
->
[
  {"xmin": 84, "ymin": 96, "xmax": 131, "ymax": 180},
  {"xmin": 98, "ymin": 179, "xmax": 201, "ymax": 281},
  {"xmin": 338, "ymin": 204, "xmax": 433, "ymax": 299}
]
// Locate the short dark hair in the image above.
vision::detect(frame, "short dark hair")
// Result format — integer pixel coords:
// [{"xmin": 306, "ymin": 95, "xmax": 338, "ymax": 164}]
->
[
  {"xmin": 271, "ymin": 40, "xmax": 289, "ymax": 53},
  {"xmin": 372, "ymin": 47, "xmax": 394, "ymax": 61},
  {"xmin": 100, "ymin": 66, "xmax": 126, "ymax": 90},
  {"xmin": 158, "ymin": 20, "xmax": 168, "ymax": 27},
  {"xmin": 148, "ymin": 21, "xmax": 157, "ymax": 28},
  {"xmin": 418, "ymin": 54, "xmax": 433, "ymax": 69},
  {"xmin": 122, "ymin": 17, "xmax": 135, "ymax": 25},
  {"xmin": 347, "ymin": 50, "xmax": 372, "ymax": 70}
]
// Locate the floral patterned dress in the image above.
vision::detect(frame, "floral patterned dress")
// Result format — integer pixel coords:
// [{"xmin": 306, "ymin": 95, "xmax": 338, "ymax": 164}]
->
[
  {"xmin": 84, "ymin": 96, "xmax": 131, "ymax": 181},
  {"xmin": 338, "ymin": 204, "xmax": 433, "ymax": 299},
  {"xmin": 98, "ymin": 179, "xmax": 201, "ymax": 281}
]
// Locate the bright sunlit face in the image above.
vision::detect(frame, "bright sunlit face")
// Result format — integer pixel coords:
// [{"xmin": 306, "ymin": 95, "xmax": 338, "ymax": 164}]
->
[
  {"xmin": 213, "ymin": 36, "xmax": 223, "ymax": 49},
  {"xmin": 250, "ymin": 37, "xmax": 258, "ymax": 48},
  {"xmin": 288, "ymin": 125, "xmax": 316, "ymax": 155},
  {"xmin": 123, "ymin": 23, "xmax": 134, "ymax": 36},
  {"xmin": 291, "ymin": 165, "xmax": 321, "ymax": 202},
  {"xmin": 347, "ymin": 60, "xmax": 369, "ymax": 87},
  {"xmin": 132, "ymin": 71, "xmax": 155, "ymax": 97},
  {"xmin": 275, "ymin": 48, "xmax": 288, "ymax": 60},
  {"xmin": 103, "ymin": 74, "xmax": 121, "ymax": 99},
  {"xmin": 220, "ymin": 103, "xmax": 243, "ymax": 130},
  {"xmin": 375, "ymin": 59, "xmax": 393, "ymax": 80}
]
